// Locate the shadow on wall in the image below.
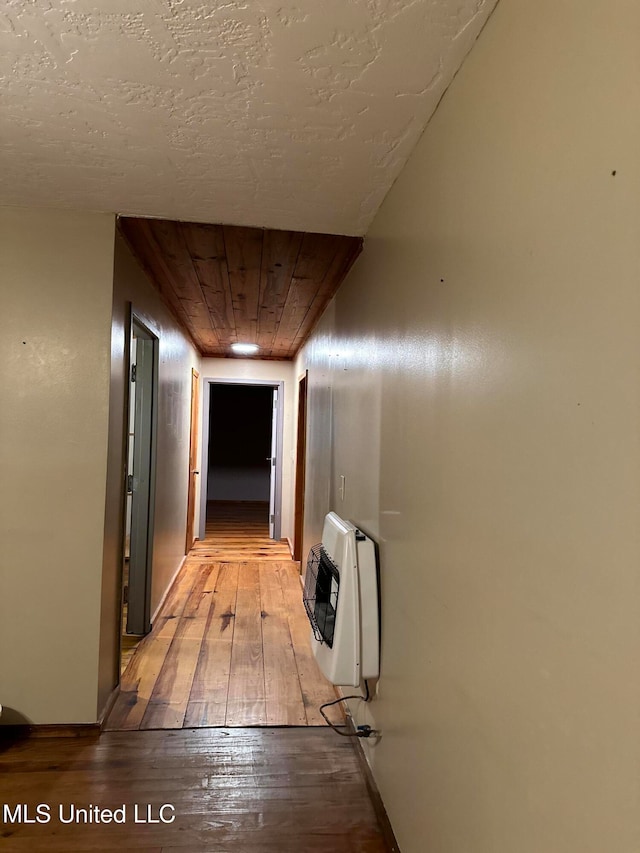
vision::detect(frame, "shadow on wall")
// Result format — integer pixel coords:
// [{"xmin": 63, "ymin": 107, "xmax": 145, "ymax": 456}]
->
[
  {"xmin": 0, "ymin": 708, "xmax": 38, "ymax": 753},
  {"xmin": 0, "ymin": 706, "xmax": 32, "ymax": 726}
]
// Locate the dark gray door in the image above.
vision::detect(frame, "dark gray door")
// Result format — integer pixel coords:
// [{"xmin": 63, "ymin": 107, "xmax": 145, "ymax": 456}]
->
[{"xmin": 126, "ymin": 321, "xmax": 157, "ymax": 635}]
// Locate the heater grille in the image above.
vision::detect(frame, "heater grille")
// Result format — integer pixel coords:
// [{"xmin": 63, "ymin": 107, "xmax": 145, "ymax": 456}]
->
[{"xmin": 303, "ymin": 544, "xmax": 340, "ymax": 647}]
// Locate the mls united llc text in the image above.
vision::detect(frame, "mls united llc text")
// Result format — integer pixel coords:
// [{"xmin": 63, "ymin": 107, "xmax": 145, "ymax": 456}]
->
[{"xmin": 2, "ymin": 803, "xmax": 176, "ymax": 825}]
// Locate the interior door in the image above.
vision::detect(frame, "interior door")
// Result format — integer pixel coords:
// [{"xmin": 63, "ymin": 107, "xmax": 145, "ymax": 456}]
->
[
  {"xmin": 127, "ymin": 323, "xmax": 157, "ymax": 635},
  {"xmin": 268, "ymin": 388, "xmax": 278, "ymax": 539},
  {"xmin": 185, "ymin": 368, "xmax": 200, "ymax": 553}
]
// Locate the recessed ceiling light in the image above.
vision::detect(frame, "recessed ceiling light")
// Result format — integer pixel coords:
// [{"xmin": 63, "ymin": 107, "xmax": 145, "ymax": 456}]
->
[{"xmin": 230, "ymin": 342, "xmax": 260, "ymax": 356}]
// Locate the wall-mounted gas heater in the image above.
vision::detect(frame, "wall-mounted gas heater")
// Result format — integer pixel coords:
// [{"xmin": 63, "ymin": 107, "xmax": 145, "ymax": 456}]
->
[{"xmin": 303, "ymin": 512, "xmax": 379, "ymax": 687}]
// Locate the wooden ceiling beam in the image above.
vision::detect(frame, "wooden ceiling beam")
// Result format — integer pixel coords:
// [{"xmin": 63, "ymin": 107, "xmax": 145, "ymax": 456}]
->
[
  {"xmin": 287, "ymin": 235, "xmax": 363, "ymax": 357},
  {"xmin": 119, "ymin": 218, "xmax": 210, "ymax": 354},
  {"xmin": 223, "ymin": 225, "xmax": 263, "ymax": 346},
  {"xmin": 180, "ymin": 223, "xmax": 237, "ymax": 349},
  {"xmin": 145, "ymin": 219, "xmax": 221, "ymax": 351},
  {"xmin": 119, "ymin": 217, "xmax": 362, "ymax": 360},
  {"xmin": 275, "ymin": 233, "xmax": 346, "ymax": 355},
  {"xmin": 256, "ymin": 229, "xmax": 304, "ymax": 352}
]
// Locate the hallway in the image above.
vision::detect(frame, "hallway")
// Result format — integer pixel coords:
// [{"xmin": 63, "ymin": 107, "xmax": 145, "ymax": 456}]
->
[
  {"xmin": 0, "ymin": 727, "xmax": 390, "ymax": 852},
  {"xmin": 106, "ymin": 503, "xmax": 342, "ymax": 730}
]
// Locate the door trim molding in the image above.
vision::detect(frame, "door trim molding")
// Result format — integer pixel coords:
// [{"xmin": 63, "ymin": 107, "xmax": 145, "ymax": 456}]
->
[
  {"xmin": 185, "ymin": 368, "xmax": 200, "ymax": 553},
  {"xmin": 293, "ymin": 371, "xmax": 308, "ymax": 561},
  {"xmin": 199, "ymin": 378, "xmax": 285, "ymax": 542}
]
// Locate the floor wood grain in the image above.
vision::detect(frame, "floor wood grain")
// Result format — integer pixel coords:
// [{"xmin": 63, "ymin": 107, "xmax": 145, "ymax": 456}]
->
[
  {"xmin": 0, "ymin": 727, "xmax": 390, "ymax": 852},
  {"xmin": 188, "ymin": 501, "xmax": 292, "ymax": 561},
  {"xmin": 109, "ymin": 502, "xmax": 342, "ymax": 730}
]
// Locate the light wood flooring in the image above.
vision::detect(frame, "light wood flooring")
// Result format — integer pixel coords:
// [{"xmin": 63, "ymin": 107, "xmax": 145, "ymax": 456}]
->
[
  {"xmin": 120, "ymin": 557, "xmax": 143, "ymax": 674},
  {"xmin": 120, "ymin": 633, "xmax": 140, "ymax": 674},
  {"xmin": 0, "ymin": 727, "xmax": 390, "ymax": 852},
  {"xmin": 108, "ymin": 502, "xmax": 341, "ymax": 730},
  {"xmin": 191, "ymin": 500, "xmax": 292, "ymax": 561}
]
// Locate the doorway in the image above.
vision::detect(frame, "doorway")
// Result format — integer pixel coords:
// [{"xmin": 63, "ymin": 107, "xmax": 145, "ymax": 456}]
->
[
  {"xmin": 185, "ymin": 368, "xmax": 200, "ymax": 553},
  {"xmin": 120, "ymin": 316, "xmax": 158, "ymax": 671},
  {"xmin": 199, "ymin": 380, "xmax": 284, "ymax": 542},
  {"xmin": 293, "ymin": 372, "xmax": 308, "ymax": 561}
]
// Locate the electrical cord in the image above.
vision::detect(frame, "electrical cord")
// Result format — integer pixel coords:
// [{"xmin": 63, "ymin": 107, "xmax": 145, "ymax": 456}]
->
[{"xmin": 319, "ymin": 679, "xmax": 377, "ymax": 738}]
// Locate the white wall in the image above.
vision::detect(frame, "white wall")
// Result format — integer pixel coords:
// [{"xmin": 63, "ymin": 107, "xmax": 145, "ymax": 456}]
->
[
  {"xmin": 99, "ymin": 232, "xmax": 200, "ymax": 714},
  {"xmin": 0, "ymin": 207, "xmax": 115, "ymax": 724},
  {"xmin": 207, "ymin": 468, "xmax": 270, "ymax": 502},
  {"xmin": 199, "ymin": 358, "xmax": 296, "ymax": 541},
  {"xmin": 296, "ymin": 0, "xmax": 640, "ymax": 850}
]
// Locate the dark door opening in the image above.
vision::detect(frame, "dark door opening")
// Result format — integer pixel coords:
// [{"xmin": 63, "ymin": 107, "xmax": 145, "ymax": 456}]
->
[{"xmin": 207, "ymin": 383, "xmax": 274, "ymax": 531}]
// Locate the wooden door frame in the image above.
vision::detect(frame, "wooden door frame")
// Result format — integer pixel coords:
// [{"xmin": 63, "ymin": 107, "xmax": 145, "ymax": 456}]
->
[
  {"xmin": 293, "ymin": 372, "xmax": 308, "ymax": 562},
  {"xmin": 198, "ymin": 378, "xmax": 285, "ymax": 542},
  {"xmin": 185, "ymin": 368, "xmax": 200, "ymax": 553}
]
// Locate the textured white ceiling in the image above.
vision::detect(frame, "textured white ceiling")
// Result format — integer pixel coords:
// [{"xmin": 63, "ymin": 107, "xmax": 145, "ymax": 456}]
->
[{"xmin": 0, "ymin": 0, "xmax": 497, "ymax": 235}]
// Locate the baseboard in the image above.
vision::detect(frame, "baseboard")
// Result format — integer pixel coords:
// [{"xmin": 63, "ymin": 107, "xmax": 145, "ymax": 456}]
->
[
  {"xmin": 345, "ymin": 715, "xmax": 401, "ymax": 853},
  {"xmin": 285, "ymin": 536, "xmax": 294, "ymax": 557},
  {"xmin": 98, "ymin": 683, "xmax": 121, "ymax": 730},
  {"xmin": 150, "ymin": 555, "xmax": 186, "ymax": 625},
  {"xmin": 0, "ymin": 723, "xmax": 100, "ymax": 740}
]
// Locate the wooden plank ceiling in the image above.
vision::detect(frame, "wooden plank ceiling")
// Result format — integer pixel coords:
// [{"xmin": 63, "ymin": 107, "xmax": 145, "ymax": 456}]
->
[{"xmin": 119, "ymin": 217, "xmax": 363, "ymax": 360}]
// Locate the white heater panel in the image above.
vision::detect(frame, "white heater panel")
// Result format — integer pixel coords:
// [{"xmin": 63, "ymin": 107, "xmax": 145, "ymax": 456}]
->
[
  {"xmin": 356, "ymin": 533, "xmax": 379, "ymax": 681},
  {"xmin": 305, "ymin": 512, "xmax": 379, "ymax": 688}
]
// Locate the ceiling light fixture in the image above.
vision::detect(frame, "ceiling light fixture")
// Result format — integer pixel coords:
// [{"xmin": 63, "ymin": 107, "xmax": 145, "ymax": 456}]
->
[{"xmin": 230, "ymin": 342, "xmax": 260, "ymax": 356}]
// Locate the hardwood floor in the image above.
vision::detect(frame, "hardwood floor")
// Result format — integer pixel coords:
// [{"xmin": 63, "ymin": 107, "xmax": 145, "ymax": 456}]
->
[
  {"xmin": 108, "ymin": 502, "xmax": 342, "ymax": 730},
  {"xmin": 0, "ymin": 727, "xmax": 390, "ymax": 852},
  {"xmin": 121, "ymin": 558, "xmax": 144, "ymax": 674},
  {"xmin": 120, "ymin": 633, "xmax": 140, "ymax": 675},
  {"xmin": 191, "ymin": 501, "xmax": 292, "ymax": 561}
]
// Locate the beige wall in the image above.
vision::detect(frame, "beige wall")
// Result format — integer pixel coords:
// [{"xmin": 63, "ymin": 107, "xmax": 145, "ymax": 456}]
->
[
  {"xmin": 199, "ymin": 358, "xmax": 296, "ymax": 543},
  {"xmin": 296, "ymin": 1, "xmax": 640, "ymax": 850},
  {"xmin": 0, "ymin": 207, "xmax": 115, "ymax": 724},
  {"xmin": 98, "ymin": 232, "xmax": 200, "ymax": 715}
]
